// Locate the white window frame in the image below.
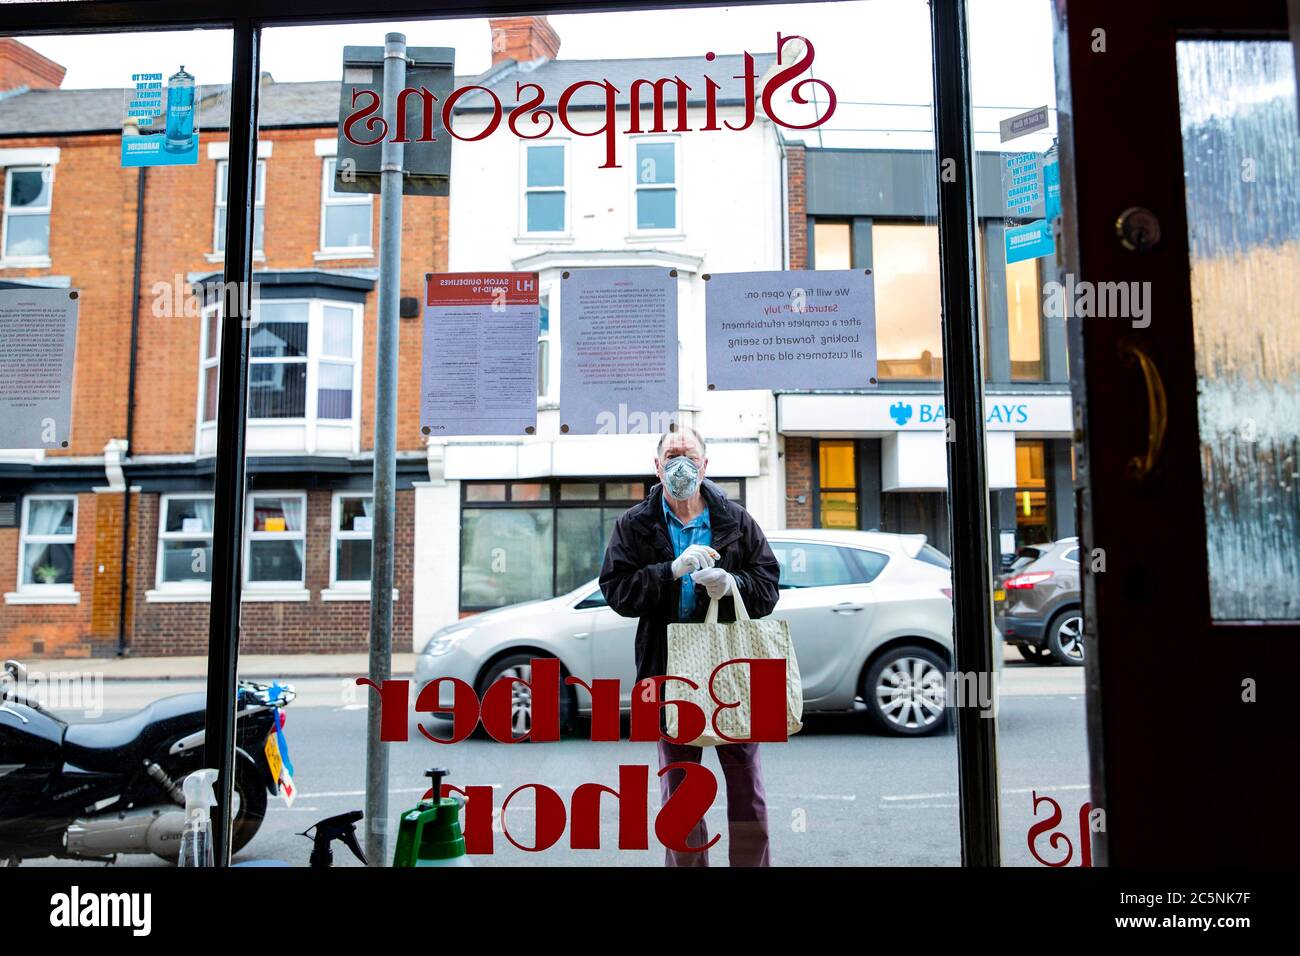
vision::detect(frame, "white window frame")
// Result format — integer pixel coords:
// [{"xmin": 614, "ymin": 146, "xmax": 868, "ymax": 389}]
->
[
  {"xmin": 628, "ymin": 135, "xmax": 682, "ymax": 237},
  {"xmin": 328, "ymin": 491, "xmax": 373, "ymax": 591},
  {"xmin": 519, "ymin": 139, "xmax": 570, "ymax": 238},
  {"xmin": 16, "ymin": 494, "xmax": 76, "ymax": 594},
  {"xmin": 155, "ymin": 493, "xmax": 215, "ymax": 591},
  {"xmin": 1, "ymin": 165, "xmax": 55, "ymax": 267},
  {"xmin": 319, "ymin": 156, "xmax": 374, "ymax": 257},
  {"xmin": 196, "ymin": 297, "xmax": 364, "ymax": 451},
  {"xmin": 243, "ymin": 490, "xmax": 308, "ymax": 593},
  {"xmin": 213, "ymin": 158, "xmax": 266, "ymax": 256},
  {"xmin": 247, "ymin": 298, "xmax": 311, "ymax": 423},
  {"xmin": 537, "ymin": 283, "xmax": 556, "ymax": 405}
]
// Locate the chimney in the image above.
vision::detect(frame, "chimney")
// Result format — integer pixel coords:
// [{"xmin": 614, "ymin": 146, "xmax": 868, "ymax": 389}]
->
[
  {"xmin": 487, "ymin": 16, "xmax": 560, "ymax": 66},
  {"xmin": 0, "ymin": 38, "xmax": 66, "ymax": 91}
]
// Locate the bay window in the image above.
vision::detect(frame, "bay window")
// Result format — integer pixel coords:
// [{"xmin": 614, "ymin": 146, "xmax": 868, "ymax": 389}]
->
[{"xmin": 198, "ymin": 296, "xmax": 363, "ymax": 455}]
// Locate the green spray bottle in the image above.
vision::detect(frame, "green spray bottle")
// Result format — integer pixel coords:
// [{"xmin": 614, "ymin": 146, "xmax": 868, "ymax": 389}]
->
[{"xmin": 392, "ymin": 768, "xmax": 472, "ymax": 867}]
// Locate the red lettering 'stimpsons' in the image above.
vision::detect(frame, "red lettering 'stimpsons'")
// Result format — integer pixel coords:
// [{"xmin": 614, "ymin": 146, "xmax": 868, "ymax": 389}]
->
[{"xmin": 339, "ymin": 32, "xmax": 836, "ymax": 170}]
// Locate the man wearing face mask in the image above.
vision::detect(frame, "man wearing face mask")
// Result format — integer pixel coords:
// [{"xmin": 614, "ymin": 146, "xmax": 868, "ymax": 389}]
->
[{"xmin": 598, "ymin": 425, "xmax": 781, "ymax": 867}]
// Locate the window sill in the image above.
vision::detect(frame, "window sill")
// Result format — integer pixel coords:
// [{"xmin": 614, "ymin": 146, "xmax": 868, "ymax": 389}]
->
[
  {"xmin": 321, "ymin": 587, "xmax": 400, "ymax": 602},
  {"xmin": 515, "ymin": 234, "xmax": 574, "ymax": 244},
  {"xmin": 626, "ymin": 232, "xmax": 684, "ymax": 242},
  {"xmin": 5, "ymin": 590, "xmax": 80, "ymax": 605},
  {"xmin": 242, "ymin": 587, "xmax": 311, "ymax": 602},
  {"xmin": 146, "ymin": 587, "xmax": 212, "ymax": 603},
  {"xmin": 0, "ymin": 258, "xmax": 53, "ymax": 270},
  {"xmin": 205, "ymin": 252, "xmax": 266, "ymax": 264},
  {"xmin": 314, "ymin": 249, "xmax": 374, "ymax": 261}
]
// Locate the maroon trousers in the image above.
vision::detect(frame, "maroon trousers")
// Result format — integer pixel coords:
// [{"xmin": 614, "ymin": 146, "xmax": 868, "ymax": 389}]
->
[{"xmin": 656, "ymin": 738, "xmax": 771, "ymax": 867}]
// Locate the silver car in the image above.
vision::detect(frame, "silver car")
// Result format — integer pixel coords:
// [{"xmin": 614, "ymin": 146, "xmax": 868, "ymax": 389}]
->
[{"xmin": 415, "ymin": 530, "xmax": 977, "ymax": 738}]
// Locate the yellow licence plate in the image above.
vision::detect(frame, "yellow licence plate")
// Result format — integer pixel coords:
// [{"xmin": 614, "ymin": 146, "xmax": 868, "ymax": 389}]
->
[
  {"xmin": 264, "ymin": 731, "xmax": 283, "ymax": 785},
  {"xmin": 993, "ymin": 589, "xmax": 1006, "ymax": 602}
]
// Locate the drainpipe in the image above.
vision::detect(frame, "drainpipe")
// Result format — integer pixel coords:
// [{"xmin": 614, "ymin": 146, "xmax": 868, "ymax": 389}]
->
[{"xmin": 117, "ymin": 165, "xmax": 146, "ymax": 657}]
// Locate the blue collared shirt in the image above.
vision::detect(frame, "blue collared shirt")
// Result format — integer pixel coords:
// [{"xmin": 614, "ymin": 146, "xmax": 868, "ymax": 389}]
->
[{"xmin": 663, "ymin": 493, "xmax": 712, "ymax": 620}]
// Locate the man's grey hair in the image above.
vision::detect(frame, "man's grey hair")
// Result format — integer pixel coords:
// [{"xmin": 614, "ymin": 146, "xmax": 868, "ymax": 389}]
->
[{"xmin": 657, "ymin": 425, "xmax": 706, "ymax": 458}]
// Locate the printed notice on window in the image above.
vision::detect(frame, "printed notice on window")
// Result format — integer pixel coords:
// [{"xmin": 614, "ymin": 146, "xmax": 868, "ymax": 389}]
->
[
  {"xmin": 560, "ymin": 267, "xmax": 679, "ymax": 435},
  {"xmin": 705, "ymin": 269, "xmax": 876, "ymax": 391},
  {"xmin": 0, "ymin": 288, "xmax": 79, "ymax": 449},
  {"xmin": 420, "ymin": 273, "xmax": 540, "ymax": 437},
  {"xmin": 121, "ymin": 67, "xmax": 200, "ymax": 168}
]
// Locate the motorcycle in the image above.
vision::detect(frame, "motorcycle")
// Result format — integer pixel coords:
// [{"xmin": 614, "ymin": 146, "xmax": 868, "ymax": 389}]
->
[{"xmin": 0, "ymin": 659, "xmax": 294, "ymax": 865}]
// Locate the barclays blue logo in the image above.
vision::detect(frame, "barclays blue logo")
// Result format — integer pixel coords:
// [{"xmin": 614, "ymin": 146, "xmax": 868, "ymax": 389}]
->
[{"xmin": 889, "ymin": 402, "xmax": 913, "ymax": 426}]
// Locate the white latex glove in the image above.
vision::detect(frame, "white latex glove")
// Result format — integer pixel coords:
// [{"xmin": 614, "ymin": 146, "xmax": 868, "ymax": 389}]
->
[
  {"xmin": 691, "ymin": 567, "xmax": 731, "ymax": 599},
  {"xmin": 671, "ymin": 543, "xmax": 719, "ymax": 579}
]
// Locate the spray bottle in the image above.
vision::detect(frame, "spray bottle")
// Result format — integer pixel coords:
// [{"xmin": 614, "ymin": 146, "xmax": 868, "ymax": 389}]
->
[
  {"xmin": 392, "ymin": 768, "xmax": 472, "ymax": 867},
  {"xmin": 177, "ymin": 768, "xmax": 217, "ymax": 867},
  {"xmin": 163, "ymin": 65, "xmax": 196, "ymax": 153}
]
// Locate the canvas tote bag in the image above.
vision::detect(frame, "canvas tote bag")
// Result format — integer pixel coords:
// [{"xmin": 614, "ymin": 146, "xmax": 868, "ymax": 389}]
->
[{"xmin": 665, "ymin": 571, "xmax": 804, "ymax": 746}]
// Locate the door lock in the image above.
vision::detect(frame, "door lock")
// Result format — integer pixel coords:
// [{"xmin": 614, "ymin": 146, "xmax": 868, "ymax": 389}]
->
[{"xmin": 1115, "ymin": 207, "xmax": 1162, "ymax": 252}]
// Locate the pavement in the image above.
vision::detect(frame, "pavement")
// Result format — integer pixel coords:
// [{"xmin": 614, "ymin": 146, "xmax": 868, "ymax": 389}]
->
[
  {"xmin": 12, "ymin": 645, "xmax": 1079, "ymax": 694},
  {"xmin": 13, "ymin": 653, "xmax": 419, "ymax": 680}
]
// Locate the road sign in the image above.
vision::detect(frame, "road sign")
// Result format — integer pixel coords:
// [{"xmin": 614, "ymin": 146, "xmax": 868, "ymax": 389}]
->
[{"xmin": 336, "ymin": 45, "xmax": 455, "ymax": 196}]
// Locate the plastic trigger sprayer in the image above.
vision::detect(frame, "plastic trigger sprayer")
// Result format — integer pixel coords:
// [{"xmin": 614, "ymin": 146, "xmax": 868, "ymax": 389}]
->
[
  {"xmin": 177, "ymin": 768, "xmax": 218, "ymax": 867},
  {"xmin": 299, "ymin": 810, "xmax": 368, "ymax": 867}
]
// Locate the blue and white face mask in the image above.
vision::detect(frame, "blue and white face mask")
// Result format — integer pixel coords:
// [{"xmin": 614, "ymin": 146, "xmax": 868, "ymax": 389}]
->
[{"xmin": 663, "ymin": 456, "xmax": 701, "ymax": 501}]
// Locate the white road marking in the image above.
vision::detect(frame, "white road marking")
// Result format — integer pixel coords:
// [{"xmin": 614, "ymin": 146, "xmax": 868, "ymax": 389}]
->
[{"xmin": 883, "ymin": 783, "xmax": 1088, "ymax": 801}]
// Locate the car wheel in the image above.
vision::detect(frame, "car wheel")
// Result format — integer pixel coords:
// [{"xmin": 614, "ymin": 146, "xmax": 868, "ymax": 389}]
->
[
  {"xmin": 1019, "ymin": 644, "xmax": 1053, "ymax": 665},
  {"xmin": 862, "ymin": 645, "xmax": 951, "ymax": 737},
  {"xmin": 1046, "ymin": 611, "xmax": 1085, "ymax": 666},
  {"xmin": 478, "ymin": 654, "xmax": 575, "ymax": 741}
]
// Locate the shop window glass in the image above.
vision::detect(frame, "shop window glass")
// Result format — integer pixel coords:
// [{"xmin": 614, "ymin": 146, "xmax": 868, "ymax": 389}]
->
[
  {"xmin": 813, "ymin": 220, "xmax": 852, "ymax": 270},
  {"xmin": 872, "ymin": 223, "xmax": 943, "ymax": 380}
]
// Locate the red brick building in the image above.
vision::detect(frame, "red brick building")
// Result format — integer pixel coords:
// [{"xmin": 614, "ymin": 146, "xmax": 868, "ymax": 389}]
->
[{"xmin": 0, "ymin": 35, "xmax": 468, "ymax": 658}]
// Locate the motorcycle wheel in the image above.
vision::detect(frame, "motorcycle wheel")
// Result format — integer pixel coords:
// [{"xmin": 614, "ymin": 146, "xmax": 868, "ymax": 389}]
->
[{"xmin": 230, "ymin": 752, "xmax": 269, "ymax": 856}]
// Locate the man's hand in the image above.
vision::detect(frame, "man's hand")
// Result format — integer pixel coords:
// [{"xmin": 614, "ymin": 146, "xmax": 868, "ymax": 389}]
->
[
  {"xmin": 671, "ymin": 544, "xmax": 719, "ymax": 579},
  {"xmin": 691, "ymin": 567, "xmax": 731, "ymax": 599}
]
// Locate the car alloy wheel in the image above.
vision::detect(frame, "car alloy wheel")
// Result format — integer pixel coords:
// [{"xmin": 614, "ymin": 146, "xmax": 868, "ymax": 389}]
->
[
  {"xmin": 499, "ymin": 662, "xmax": 534, "ymax": 736},
  {"xmin": 1048, "ymin": 613, "xmax": 1085, "ymax": 665},
  {"xmin": 477, "ymin": 653, "xmax": 576, "ymax": 740},
  {"xmin": 872, "ymin": 653, "xmax": 948, "ymax": 733}
]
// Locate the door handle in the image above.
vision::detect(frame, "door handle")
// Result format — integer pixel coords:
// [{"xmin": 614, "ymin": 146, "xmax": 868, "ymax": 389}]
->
[
  {"xmin": 831, "ymin": 603, "xmax": 865, "ymax": 614},
  {"xmin": 573, "ymin": 631, "xmax": 591, "ymax": 640},
  {"xmin": 1118, "ymin": 338, "xmax": 1167, "ymax": 480}
]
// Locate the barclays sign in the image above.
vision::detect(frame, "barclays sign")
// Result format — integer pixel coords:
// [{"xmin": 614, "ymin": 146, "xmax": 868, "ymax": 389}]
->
[
  {"xmin": 776, "ymin": 392, "xmax": 1073, "ymax": 436},
  {"xmin": 889, "ymin": 401, "xmax": 1031, "ymax": 427}
]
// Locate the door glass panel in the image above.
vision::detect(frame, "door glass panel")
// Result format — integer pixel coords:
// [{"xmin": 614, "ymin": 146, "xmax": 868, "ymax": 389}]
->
[
  {"xmin": 968, "ymin": 0, "xmax": 1091, "ymax": 867},
  {"xmin": 1176, "ymin": 39, "xmax": 1300, "ymax": 621}
]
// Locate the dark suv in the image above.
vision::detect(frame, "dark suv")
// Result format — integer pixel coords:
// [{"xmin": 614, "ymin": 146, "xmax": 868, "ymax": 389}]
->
[{"xmin": 995, "ymin": 536, "xmax": 1083, "ymax": 666}]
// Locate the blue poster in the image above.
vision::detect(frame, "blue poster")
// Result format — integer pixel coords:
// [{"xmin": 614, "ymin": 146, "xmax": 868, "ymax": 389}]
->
[
  {"xmin": 1003, "ymin": 151, "xmax": 1044, "ymax": 219},
  {"xmin": 122, "ymin": 67, "xmax": 199, "ymax": 167},
  {"xmin": 1005, "ymin": 220, "xmax": 1054, "ymax": 264},
  {"xmin": 1043, "ymin": 149, "xmax": 1061, "ymax": 222}
]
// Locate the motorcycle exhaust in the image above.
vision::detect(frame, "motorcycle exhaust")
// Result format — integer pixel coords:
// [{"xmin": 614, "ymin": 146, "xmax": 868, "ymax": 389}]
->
[{"xmin": 65, "ymin": 806, "xmax": 187, "ymax": 859}]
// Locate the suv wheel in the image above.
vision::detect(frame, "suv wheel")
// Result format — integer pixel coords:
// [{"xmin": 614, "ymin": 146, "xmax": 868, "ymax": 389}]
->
[
  {"xmin": 1046, "ymin": 611, "xmax": 1085, "ymax": 666},
  {"xmin": 862, "ymin": 645, "xmax": 951, "ymax": 737}
]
